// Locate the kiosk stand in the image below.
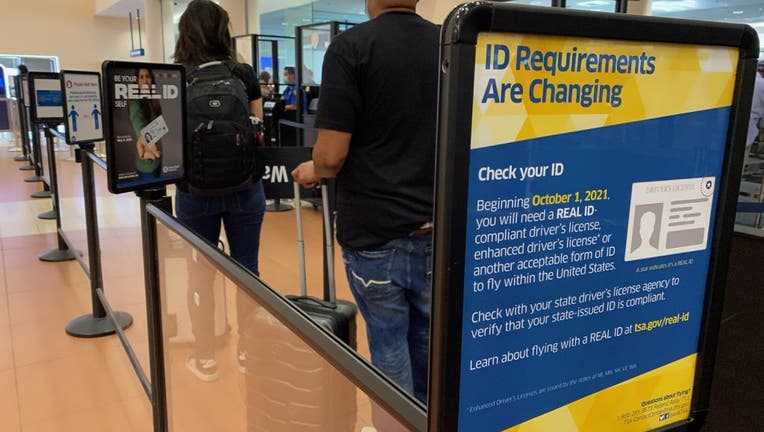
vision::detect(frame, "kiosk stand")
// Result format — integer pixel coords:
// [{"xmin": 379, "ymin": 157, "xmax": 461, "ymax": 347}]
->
[
  {"xmin": 64, "ymin": 143, "xmax": 134, "ymax": 336},
  {"xmin": 25, "ymin": 71, "xmax": 77, "ymax": 261},
  {"xmin": 429, "ymin": 3, "xmax": 757, "ymax": 432},
  {"xmin": 60, "ymin": 69, "xmax": 133, "ymax": 336},
  {"xmin": 101, "ymin": 60, "xmax": 186, "ymax": 431}
]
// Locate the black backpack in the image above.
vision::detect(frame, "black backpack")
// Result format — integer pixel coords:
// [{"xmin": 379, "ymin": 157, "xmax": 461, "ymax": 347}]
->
[{"xmin": 186, "ymin": 61, "xmax": 256, "ymax": 196}]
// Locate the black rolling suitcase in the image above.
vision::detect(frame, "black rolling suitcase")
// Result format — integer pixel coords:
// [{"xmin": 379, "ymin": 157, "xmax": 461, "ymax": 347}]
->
[
  {"xmin": 242, "ymin": 181, "xmax": 358, "ymax": 432},
  {"xmin": 287, "ymin": 181, "xmax": 358, "ymax": 348}
]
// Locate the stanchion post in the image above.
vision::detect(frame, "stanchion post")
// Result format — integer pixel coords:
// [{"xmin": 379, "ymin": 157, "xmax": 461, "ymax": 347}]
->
[
  {"xmin": 37, "ymin": 126, "xmax": 59, "ymax": 220},
  {"xmin": 24, "ymin": 124, "xmax": 46, "ymax": 183},
  {"xmin": 266, "ymin": 198, "xmax": 293, "ymax": 212},
  {"xmin": 13, "ymin": 95, "xmax": 30, "ymax": 162},
  {"xmin": 38, "ymin": 125, "xmax": 77, "ymax": 262},
  {"xmin": 138, "ymin": 187, "xmax": 170, "ymax": 432},
  {"xmin": 17, "ymin": 87, "xmax": 35, "ymax": 170},
  {"xmin": 29, "ymin": 123, "xmax": 52, "ymax": 197},
  {"xmin": 66, "ymin": 145, "xmax": 134, "ymax": 336}
]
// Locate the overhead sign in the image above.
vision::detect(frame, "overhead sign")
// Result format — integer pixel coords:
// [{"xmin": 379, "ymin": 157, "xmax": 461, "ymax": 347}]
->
[
  {"xmin": 28, "ymin": 72, "xmax": 64, "ymax": 122},
  {"xmin": 102, "ymin": 61, "xmax": 186, "ymax": 194},
  {"xmin": 430, "ymin": 4, "xmax": 757, "ymax": 432},
  {"xmin": 61, "ymin": 71, "xmax": 104, "ymax": 145}
]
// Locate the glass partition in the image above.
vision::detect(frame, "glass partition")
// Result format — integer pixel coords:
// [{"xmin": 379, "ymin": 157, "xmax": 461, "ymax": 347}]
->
[
  {"xmin": 233, "ymin": 34, "xmax": 296, "ymax": 96},
  {"xmin": 155, "ymin": 213, "xmax": 424, "ymax": 431},
  {"xmin": 260, "ymin": 36, "xmax": 296, "ymax": 95},
  {"xmin": 299, "ymin": 23, "xmax": 332, "ymax": 86},
  {"xmin": 566, "ymin": 0, "xmax": 617, "ymax": 12},
  {"xmin": 736, "ymin": 128, "xmax": 764, "ymax": 231}
]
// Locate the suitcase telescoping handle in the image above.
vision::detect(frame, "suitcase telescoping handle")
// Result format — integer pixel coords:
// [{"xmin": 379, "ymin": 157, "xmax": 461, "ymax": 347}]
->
[
  {"xmin": 294, "ymin": 182, "xmax": 308, "ymax": 297},
  {"xmin": 293, "ymin": 180, "xmax": 336, "ymax": 302},
  {"xmin": 320, "ymin": 180, "xmax": 337, "ymax": 304}
]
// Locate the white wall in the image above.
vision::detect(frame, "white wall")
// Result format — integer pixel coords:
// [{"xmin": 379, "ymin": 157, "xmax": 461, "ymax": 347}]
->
[
  {"xmin": 418, "ymin": 0, "xmax": 465, "ymax": 24},
  {"xmin": 219, "ymin": 0, "xmax": 248, "ymax": 36},
  {"xmin": 2, "ymin": 0, "xmax": 163, "ymax": 71}
]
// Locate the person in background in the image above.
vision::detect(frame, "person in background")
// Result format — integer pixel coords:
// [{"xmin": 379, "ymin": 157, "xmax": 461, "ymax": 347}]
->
[
  {"xmin": 281, "ymin": 66, "xmax": 307, "ymax": 112},
  {"xmin": 302, "ymin": 66, "xmax": 317, "ymax": 86},
  {"xmin": 173, "ymin": 0, "xmax": 265, "ymax": 382},
  {"xmin": 746, "ymin": 63, "xmax": 764, "ymax": 149},
  {"xmin": 259, "ymin": 70, "xmax": 273, "ymax": 99},
  {"xmin": 292, "ymin": 0, "xmax": 439, "ymax": 413}
]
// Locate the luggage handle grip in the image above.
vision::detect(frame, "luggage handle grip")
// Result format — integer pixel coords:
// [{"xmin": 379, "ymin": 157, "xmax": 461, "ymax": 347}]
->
[{"xmin": 286, "ymin": 295, "xmax": 337, "ymax": 310}]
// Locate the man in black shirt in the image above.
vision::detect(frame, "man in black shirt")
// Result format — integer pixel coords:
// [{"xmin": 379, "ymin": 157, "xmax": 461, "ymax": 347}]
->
[{"xmin": 292, "ymin": 0, "xmax": 439, "ymax": 405}]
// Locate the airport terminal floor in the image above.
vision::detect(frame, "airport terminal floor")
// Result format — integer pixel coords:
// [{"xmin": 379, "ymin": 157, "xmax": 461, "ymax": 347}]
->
[{"xmin": 0, "ymin": 132, "xmax": 378, "ymax": 431}]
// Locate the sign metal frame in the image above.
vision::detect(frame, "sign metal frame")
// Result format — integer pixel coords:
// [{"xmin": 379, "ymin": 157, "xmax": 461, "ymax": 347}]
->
[
  {"xmin": 102, "ymin": 60, "xmax": 187, "ymax": 195},
  {"xmin": 428, "ymin": 3, "xmax": 759, "ymax": 432},
  {"xmin": 60, "ymin": 70, "xmax": 104, "ymax": 146},
  {"xmin": 27, "ymin": 71, "xmax": 64, "ymax": 124}
]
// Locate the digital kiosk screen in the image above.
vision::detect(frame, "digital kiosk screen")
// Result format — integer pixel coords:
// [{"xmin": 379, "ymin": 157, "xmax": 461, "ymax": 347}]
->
[
  {"xmin": 28, "ymin": 73, "xmax": 64, "ymax": 121},
  {"xmin": 103, "ymin": 61, "xmax": 186, "ymax": 194}
]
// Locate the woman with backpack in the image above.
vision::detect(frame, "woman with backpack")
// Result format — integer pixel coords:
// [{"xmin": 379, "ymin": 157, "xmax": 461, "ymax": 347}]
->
[{"xmin": 174, "ymin": 0, "xmax": 265, "ymax": 382}]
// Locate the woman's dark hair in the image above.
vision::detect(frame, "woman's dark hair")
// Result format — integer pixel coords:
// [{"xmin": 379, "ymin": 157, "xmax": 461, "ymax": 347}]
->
[{"xmin": 174, "ymin": 0, "xmax": 233, "ymax": 67}]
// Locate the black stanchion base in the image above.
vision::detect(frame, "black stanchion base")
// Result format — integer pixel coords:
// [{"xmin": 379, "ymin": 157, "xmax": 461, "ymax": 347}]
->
[
  {"xmin": 19, "ymin": 164, "xmax": 35, "ymax": 171},
  {"xmin": 266, "ymin": 201, "xmax": 294, "ymax": 212},
  {"xmin": 38, "ymin": 248, "xmax": 77, "ymax": 262},
  {"xmin": 31, "ymin": 190, "xmax": 52, "ymax": 198},
  {"xmin": 38, "ymin": 210, "xmax": 57, "ymax": 220},
  {"xmin": 65, "ymin": 312, "xmax": 134, "ymax": 338},
  {"xmin": 24, "ymin": 175, "xmax": 44, "ymax": 183},
  {"xmin": 14, "ymin": 155, "xmax": 28, "ymax": 162}
]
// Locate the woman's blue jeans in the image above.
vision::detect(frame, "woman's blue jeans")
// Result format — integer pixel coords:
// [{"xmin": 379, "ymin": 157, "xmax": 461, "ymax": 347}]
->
[{"xmin": 175, "ymin": 181, "xmax": 266, "ymax": 359}]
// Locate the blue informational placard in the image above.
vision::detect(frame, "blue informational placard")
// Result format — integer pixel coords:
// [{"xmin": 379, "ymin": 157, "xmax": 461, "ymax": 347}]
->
[
  {"xmin": 428, "ymin": 5, "xmax": 758, "ymax": 432},
  {"xmin": 460, "ymin": 112, "xmax": 726, "ymax": 432},
  {"xmin": 456, "ymin": 33, "xmax": 738, "ymax": 432}
]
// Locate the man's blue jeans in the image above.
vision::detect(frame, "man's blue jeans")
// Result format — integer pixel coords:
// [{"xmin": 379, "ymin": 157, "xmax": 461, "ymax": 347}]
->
[
  {"xmin": 342, "ymin": 233, "xmax": 432, "ymax": 403},
  {"xmin": 175, "ymin": 181, "xmax": 266, "ymax": 358}
]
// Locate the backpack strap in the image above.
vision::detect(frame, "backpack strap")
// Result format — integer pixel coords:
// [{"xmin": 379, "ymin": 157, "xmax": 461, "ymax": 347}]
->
[{"xmin": 188, "ymin": 60, "xmax": 240, "ymax": 83}]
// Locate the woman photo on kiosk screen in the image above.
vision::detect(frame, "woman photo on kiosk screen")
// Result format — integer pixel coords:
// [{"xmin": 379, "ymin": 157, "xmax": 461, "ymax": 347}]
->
[
  {"xmin": 173, "ymin": 0, "xmax": 265, "ymax": 383},
  {"xmin": 130, "ymin": 68, "xmax": 163, "ymax": 178}
]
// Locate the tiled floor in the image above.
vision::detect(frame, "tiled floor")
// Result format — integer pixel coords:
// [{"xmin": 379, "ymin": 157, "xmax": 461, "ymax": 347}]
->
[{"xmin": 0, "ymin": 133, "xmax": 376, "ymax": 431}]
